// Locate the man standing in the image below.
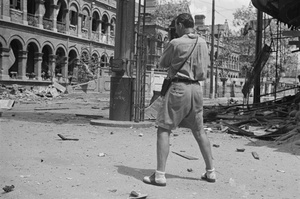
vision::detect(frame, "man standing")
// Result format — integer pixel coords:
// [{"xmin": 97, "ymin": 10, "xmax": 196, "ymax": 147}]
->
[{"xmin": 143, "ymin": 13, "xmax": 216, "ymax": 186}]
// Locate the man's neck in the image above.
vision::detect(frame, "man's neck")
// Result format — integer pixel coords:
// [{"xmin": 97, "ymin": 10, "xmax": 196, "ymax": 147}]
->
[{"xmin": 180, "ymin": 28, "xmax": 194, "ymax": 36}]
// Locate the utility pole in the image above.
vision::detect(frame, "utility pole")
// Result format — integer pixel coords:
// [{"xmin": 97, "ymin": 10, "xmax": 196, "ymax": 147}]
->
[
  {"xmin": 210, "ymin": 0, "xmax": 215, "ymax": 99},
  {"xmin": 254, "ymin": 9, "xmax": 263, "ymax": 104}
]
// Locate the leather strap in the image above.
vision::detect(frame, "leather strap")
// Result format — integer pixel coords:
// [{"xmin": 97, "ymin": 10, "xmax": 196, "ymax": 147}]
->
[{"xmin": 173, "ymin": 36, "xmax": 199, "ymax": 76}]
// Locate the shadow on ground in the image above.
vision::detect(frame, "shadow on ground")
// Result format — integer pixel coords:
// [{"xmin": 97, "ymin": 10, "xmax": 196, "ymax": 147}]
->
[
  {"xmin": 245, "ymin": 138, "xmax": 300, "ymax": 156},
  {"xmin": 115, "ymin": 165, "xmax": 201, "ymax": 182}
]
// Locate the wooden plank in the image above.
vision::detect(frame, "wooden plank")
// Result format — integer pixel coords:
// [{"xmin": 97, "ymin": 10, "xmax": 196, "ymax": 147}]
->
[
  {"xmin": 282, "ymin": 31, "xmax": 300, "ymax": 37},
  {"xmin": 34, "ymin": 107, "xmax": 69, "ymax": 111},
  {"xmin": 75, "ymin": 114, "xmax": 103, "ymax": 119},
  {"xmin": 222, "ymin": 121, "xmax": 255, "ymax": 137},
  {"xmin": 172, "ymin": 151, "xmax": 199, "ymax": 160},
  {"xmin": 57, "ymin": 134, "xmax": 79, "ymax": 141}
]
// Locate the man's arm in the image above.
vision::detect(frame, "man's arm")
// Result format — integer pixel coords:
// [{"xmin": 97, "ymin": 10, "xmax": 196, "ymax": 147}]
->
[{"xmin": 159, "ymin": 42, "xmax": 175, "ymax": 68}]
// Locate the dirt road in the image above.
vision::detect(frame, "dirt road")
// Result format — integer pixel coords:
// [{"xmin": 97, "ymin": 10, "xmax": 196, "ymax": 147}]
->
[{"xmin": 1, "ymin": 92, "xmax": 299, "ymax": 199}]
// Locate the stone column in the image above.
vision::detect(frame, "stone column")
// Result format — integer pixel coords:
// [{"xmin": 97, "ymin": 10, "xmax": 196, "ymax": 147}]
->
[
  {"xmin": 37, "ymin": 0, "xmax": 45, "ymax": 29},
  {"xmin": 77, "ymin": 12, "xmax": 82, "ymax": 38},
  {"xmin": 18, "ymin": 50, "xmax": 28, "ymax": 80},
  {"xmin": 0, "ymin": 47, "xmax": 10, "ymax": 80},
  {"xmin": 2, "ymin": 0, "xmax": 10, "ymax": 21},
  {"xmin": 98, "ymin": 20, "xmax": 102, "ymax": 42},
  {"xmin": 52, "ymin": 4, "xmax": 59, "ymax": 32},
  {"xmin": 34, "ymin": 52, "xmax": 43, "ymax": 80},
  {"xmin": 88, "ymin": 16, "xmax": 92, "ymax": 39},
  {"xmin": 61, "ymin": 57, "xmax": 68, "ymax": 83},
  {"xmin": 49, "ymin": 54, "xmax": 57, "ymax": 80},
  {"xmin": 65, "ymin": 8, "xmax": 70, "ymax": 34},
  {"xmin": 22, "ymin": 0, "xmax": 28, "ymax": 25}
]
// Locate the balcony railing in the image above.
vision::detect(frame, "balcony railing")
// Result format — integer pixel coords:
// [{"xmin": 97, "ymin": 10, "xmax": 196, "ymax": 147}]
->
[
  {"xmin": 100, "ymin": 33, "xmax": 108, "ymax": 44},
  {"xmin": 91, "ymin": 31, "xmax": 99, "ymax": 41},
  {"xmin": 108, "ymin": 35, "xmax": 115, "ymax": 45},
  {"xmin": 57, "ymin": 21, "xmax": 66, "ymax": 33},
  {"xmin": 43, "ymin": 18, "xmax": 53, "ymax": 30},
  {"xmin": 81, "ymin": 28, "xmax": 89, "ymax": 39},
  {"xmin": 69, "ymin": 24, "xmax": 77, "ymax": 36},
  {"xmin": 27, "ymin": 13, "xmax": 38, "ymax": 27},
  {"xmin": 10, "ymin": 9, "xmax": 23, "ymax": 23}
]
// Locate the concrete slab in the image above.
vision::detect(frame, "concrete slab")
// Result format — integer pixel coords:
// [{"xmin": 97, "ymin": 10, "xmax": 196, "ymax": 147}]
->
[{"xmin": 90, "ymin": 119, "xmax": 154, "ymax": 128}]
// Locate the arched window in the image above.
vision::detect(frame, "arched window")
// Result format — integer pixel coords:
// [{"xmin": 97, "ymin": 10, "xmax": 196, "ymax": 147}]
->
[
  {"xmin": 100, "ymin": 54, "xmax": 108, "ymax": 68},
  {"xmin": 10, "ymin": 0, "xmax": 21, "ymax": 10},
  {"xmin": 110, "ymin": 18, "xmax": 116, "ymax": 36},
  {"xmin": 101, "ymin": 14, "xmax": 109, "ymax": 34},
  {"xmin": 69, "ymin": 4, "xmax": 78, "ymax": 26},
  {"xmin": 82, "ymin": 8, "xmax": 89, "ymax": 29},
  {"xmin": 92, "ymin": 12, "xmax": 100, "ymax": 32}
]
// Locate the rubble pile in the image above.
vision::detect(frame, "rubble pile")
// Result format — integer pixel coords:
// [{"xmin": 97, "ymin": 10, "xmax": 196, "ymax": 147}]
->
[
  {"xmin": 204, "ymin": 93, "xmax": 300, "ymax": 147},
  {"xmin": 0, "ymin": 82, "xmax": 68, "ymax": 103}
]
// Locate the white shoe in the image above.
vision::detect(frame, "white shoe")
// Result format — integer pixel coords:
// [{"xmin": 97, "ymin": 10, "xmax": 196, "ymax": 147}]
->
[
  {"xmin": 143, "ymin": 173, "xmax": 166, "ymax": 186},
  {"xmin": 201, "ymin": 168, "xmax": 216, "ymax": 183}
]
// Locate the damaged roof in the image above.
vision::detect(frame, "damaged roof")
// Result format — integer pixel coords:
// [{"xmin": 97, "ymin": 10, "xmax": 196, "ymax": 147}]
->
[{"xmin": 251, "ymin": 0, "xmax": 300, "ymax": 29}]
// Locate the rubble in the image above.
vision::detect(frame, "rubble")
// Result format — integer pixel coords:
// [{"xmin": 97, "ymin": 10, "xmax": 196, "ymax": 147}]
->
[
  {"xmin": 0, "ymin": 83, "xmax": 66, "ymax": 102},
  {"xmin": 203, "ymin": 93, "xmax": 300, "ymax": 147}
]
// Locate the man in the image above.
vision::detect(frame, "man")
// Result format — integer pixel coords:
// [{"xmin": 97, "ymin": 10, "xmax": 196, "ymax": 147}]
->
[{"xmin": 143, "ymin": 13, "xmax": 216, "ymax": 186}]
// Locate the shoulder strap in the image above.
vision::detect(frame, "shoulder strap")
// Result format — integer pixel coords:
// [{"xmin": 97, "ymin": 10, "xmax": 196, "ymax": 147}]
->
[{"xmin": 174, "ymin": 36, "xmax": 199, "ymax": 74}]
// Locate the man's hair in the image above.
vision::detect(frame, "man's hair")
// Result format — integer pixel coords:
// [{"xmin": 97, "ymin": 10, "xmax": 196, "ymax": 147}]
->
[{"xmin": 175, "ymin": 13, "xmax": 194, "ymax": 28}]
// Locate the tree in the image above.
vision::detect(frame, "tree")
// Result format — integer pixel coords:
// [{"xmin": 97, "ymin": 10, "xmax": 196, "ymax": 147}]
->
[
  {"xmin": 231, "ymin": 5, "xmax": 257, "ymax": 78},
  {"xmin": 149, "ymin": 0, "xmax": 191, "ymax": 27}
]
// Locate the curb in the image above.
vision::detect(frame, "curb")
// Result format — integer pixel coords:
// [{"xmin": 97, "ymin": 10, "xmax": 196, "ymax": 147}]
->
[{"xmin": 90, "ymin": 119, "xmax": 154, "ymax": 128}]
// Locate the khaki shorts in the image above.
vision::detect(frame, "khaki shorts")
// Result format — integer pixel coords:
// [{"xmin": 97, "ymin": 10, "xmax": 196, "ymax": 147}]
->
[{"xmin": 156, "ymin": 81, "xmax": 204, "ymax": 131}]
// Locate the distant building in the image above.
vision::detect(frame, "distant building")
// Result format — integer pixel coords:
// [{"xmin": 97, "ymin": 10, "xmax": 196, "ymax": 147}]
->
[
  {"xmin": 142, "ymin": 0, "xmax": 190, "ymax": 70},
  {"xmin": 0, "ymin": 0, "xmax": 116, "ymax": 82},
  {"xmin": 195, "ymin": 15, "xmax": 240, "ymax": 79}
]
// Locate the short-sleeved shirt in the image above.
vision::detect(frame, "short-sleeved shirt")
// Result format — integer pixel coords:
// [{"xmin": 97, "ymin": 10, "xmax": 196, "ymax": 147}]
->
[
  {"xmin": 156, "ymin": 33, "xmax": 210, "ymax": 131},
  {"xmin": 159, "ymin": 33, "xmax": 209, "ymax": 81}
]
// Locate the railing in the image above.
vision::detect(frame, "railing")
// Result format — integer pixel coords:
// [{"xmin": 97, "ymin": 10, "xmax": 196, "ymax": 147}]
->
[
  {"xmin": 100, "ymin": 33, "xmax": 108, "ymax": 44},
  {"xmin": 108, "ymin": 35, "xmax": 115, "ymax": 45},
  {"xmin": 91, "ymin": 31, "xmax": 100, "ymax": 41},
  {"xmin": 81, "ymin": 28, "xmax": 89, "ymax": 39},
  {"xmin": 69, "ymin": 25, "xmax": 77, "ymax": 36},
  {"xmin": 43, "ymin": 18, "xmax": 53, "ymax": 30},
  {"xmin": 10, "ymin": 9, "xmax": 23, "ymax": 23},
  {"xmin": 57, "ymin": 21, "xmax": 66, "ymax": 33},
  {"xmin": 27, "ymin": 13, "xmax": 38, "ymax": 27}
]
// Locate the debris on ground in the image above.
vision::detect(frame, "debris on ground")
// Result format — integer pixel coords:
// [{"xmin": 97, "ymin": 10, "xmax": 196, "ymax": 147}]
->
[
  {"xmin": 2, "ymin": 185, "xmax": 15, "ymax": 193},
  {"xmin": 201, "ymin": 93, "xmax": 300, "ymax": 148},
  {"xmin": 57, "ymin": 134, "xmax": 79, "ymax": 141},
  {"xmin": 129, "ymin": 191, "xmax": 148, "ymax": 199},
  {"xmin": 172, "ymin": 151, "xmax": 199, "ymax": 160}
]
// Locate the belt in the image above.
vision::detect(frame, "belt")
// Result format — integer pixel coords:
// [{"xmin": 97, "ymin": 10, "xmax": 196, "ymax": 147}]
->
[{"xmin": 172, "ymin": 78, "xmax": 199, "ymax": 83}]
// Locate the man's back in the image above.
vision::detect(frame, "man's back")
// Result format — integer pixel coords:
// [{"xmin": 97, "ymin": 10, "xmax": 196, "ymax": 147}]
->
[{"xmin": 160, "ymin": 34, "xmax": 209, "ymax": 81}]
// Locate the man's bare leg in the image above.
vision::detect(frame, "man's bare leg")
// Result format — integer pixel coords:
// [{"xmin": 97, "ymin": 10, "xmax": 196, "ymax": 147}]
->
[
  {"xmin": 192, "ymin": 128, "xmax": 213, "ymax": 170},
  {"xmin": 157, "ymin": 126, "xmax": 172, "ymax": 172},
  {"xmin": 143, "ymin": 126, "xmax": 170, "ymax": 186},
  {"xmin": 192, "ymin": 127, "xmax": 216, "ymax": 182}
]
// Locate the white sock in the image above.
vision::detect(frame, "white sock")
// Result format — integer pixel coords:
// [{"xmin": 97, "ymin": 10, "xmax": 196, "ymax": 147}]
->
[
  {"xmin": 206, "ymin": 168, "xmax": 215, "ymax": 172},
  {"xmin": 155, "ymin": 170, "xmax": 166, "ymax": 180},
  {"xmin": 155, "ymin": 170, "xmax": 166, "ymax": 183}
]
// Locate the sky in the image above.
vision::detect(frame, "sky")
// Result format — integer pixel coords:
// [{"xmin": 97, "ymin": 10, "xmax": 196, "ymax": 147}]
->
[{"xmin": 189, "ymin": 0, "xmax": 252, "ymax": 30}]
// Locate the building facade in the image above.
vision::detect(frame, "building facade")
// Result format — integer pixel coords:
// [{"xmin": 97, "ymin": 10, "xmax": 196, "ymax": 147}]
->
[
  {"xmin": 195, "ymin": 14, "xmax": 240, "ymax": 79},
  {"xmin": 0, "ymin": 0, "xmax": 116, "ymax": 83}
]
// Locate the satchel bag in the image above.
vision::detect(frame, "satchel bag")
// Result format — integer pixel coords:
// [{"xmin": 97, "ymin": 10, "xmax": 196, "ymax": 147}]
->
[
  {"xmin": 160, "ymin": 36, "xmax": 199, "ymax": 96},
  {"xmin": 160, "ymin": 78, "xmax": 173, "ymax": 96}
]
